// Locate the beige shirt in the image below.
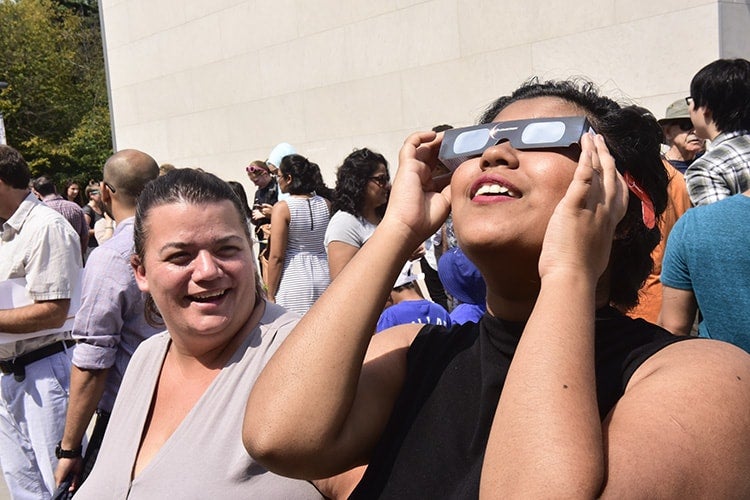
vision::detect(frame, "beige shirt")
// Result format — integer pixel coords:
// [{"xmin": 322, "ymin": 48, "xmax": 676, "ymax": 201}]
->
[
  {"xmin": 76, "ymin": 302, "xmax": 322, "ymax": 499},
  {"xmin": 0, "ymin": 193, "xmax": 82, "ymax": 359}
]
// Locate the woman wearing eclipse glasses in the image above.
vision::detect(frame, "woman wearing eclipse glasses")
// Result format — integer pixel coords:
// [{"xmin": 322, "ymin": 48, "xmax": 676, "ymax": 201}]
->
[{"xmin": 245, "ymin": 79, "xmax": 750, "ymax": 497}]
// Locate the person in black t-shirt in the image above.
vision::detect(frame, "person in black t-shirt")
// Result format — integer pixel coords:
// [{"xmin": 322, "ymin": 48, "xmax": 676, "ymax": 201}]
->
[{"xmin": 245, "ymin": 80, "xmax": 750, "ymax": 498}]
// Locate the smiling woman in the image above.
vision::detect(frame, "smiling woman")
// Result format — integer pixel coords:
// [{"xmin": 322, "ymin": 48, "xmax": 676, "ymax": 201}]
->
[
  {"xmin": 244, "ymin": 79, "xmax": 750, "ymax": 498},
  {"xmin": 74, "ymin": 168, "xmax": 321, "ymax": 499}
]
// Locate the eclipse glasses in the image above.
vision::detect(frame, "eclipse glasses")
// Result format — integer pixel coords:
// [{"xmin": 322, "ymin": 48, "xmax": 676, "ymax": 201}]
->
[
  {"xmin": 438, "ymin": 116, "xmax": 594, "ymax": 172},
  {"xmin": 436, "ymin": 116, "xmax": 656, "ymax": 229}
]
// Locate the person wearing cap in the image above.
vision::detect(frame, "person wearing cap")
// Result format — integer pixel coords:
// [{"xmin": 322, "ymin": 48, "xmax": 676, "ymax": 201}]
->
[
  {"xmin": 437, "ymin": 247, "xmax": 486, "ymax": 325},
  {"xmin": 375, "ymin": 261, "xmax": 451, "ymax": 333},
  {"xmin": 685, "ymin": 58, "xmax": 750, "ymax": 206},
  {"xmin": 658, "ymin": 99, "xmax": 705, "ymax": 174}
]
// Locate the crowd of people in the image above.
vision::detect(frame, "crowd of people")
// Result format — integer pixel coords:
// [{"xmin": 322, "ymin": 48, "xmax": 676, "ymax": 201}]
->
[{"xmin": 0, "ymin": 57, "xmax": 749, "ymax": 499}]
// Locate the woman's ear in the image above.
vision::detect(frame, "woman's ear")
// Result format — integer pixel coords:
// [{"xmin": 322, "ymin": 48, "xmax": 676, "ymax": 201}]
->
[{"xmin": 131, "ymin": 255, "xmax": 149, "ymax": 293}]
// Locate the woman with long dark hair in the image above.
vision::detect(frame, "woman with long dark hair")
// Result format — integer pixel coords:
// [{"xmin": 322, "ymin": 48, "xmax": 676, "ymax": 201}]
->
[{"xmin": 266, "ymin": 155, "xmax": 332, "ymax": 315}]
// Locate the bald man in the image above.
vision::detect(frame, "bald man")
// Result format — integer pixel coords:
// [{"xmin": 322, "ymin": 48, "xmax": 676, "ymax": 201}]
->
[{"xmin": 54, "ymin": 150, "xmax": 162, "ymax": 494}]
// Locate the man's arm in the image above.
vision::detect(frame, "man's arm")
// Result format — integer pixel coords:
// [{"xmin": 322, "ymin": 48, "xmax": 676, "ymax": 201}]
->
[
  {"xmin": 54, "ymin": 244, "xmax": 130, "ymax": 489},
  {"xmin": 54, "ymin": 366, "xmax": 109, "ymax": 489},
  {"xmin": 658, "ymin": 285, "xmax": 698, "ymax": 336},
  {"xmin": 0, "ymin": 299, "xmax": 70, "ymax": 333},
  {"xmin": 685, "ymin": 160, "xmax": 730, "ymax": 206}
]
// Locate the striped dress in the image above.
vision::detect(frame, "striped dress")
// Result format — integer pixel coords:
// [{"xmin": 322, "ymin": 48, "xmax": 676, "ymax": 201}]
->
[{"xmin": 276, "ymin": 195, "xmax": 331, "ymax": 315}]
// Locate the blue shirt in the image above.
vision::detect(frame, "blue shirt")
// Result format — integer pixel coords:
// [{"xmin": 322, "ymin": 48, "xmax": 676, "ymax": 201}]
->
[
  {"xmin": 376, "ymin": 299, "xmax": 452, "ymax": 333},
  {"xmin": 661, "ymin": 194, "xmax": 750, "ymax": 352},
  {"xmin": 72, "ymin": 217, "xmax": 163, "ymax": 412},
  {"xmin": 450, "ymin": 304, "xmax": 486, "ymax": 325}
]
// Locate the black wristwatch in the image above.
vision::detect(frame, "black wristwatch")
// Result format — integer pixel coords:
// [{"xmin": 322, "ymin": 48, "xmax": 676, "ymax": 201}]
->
[{"xmin": 55, "ymin": 441, "xmax": 83, "ymax": 459}]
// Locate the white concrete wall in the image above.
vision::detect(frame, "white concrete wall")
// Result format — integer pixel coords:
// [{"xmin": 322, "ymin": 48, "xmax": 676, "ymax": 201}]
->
[{"xmin": 99, "ymin": 0, "xmax": 750, "ymax": 191}]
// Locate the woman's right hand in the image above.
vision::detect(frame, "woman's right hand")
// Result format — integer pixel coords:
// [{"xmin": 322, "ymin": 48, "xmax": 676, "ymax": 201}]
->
[
  {"xmin": 538, "ymin": 133, "xmax": 628, "ymax": 283},
  {"xmin": 381, "ymin": 131, "xmax": 451, "ymax": 247}
]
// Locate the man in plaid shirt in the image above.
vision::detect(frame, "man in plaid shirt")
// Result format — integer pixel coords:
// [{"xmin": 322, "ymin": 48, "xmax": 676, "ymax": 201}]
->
[{"xmin": 685, "ymin": 58, "xmax": 750, "ymax": 206}]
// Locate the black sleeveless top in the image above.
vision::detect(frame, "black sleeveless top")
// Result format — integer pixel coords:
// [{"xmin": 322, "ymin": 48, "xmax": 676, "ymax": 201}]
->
[{"xmin": 350, "ymin": 307, "xmax": 693, "ymax": 499}]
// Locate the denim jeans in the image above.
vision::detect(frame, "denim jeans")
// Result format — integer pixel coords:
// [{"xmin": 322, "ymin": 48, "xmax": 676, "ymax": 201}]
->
[{"xmin": 0, "ymin": 349, "xmax": 72, "ymax": 500}]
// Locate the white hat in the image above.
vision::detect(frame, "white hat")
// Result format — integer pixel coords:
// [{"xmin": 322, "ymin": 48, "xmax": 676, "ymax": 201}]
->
[
  {"xmin": 267, "ymin": 142, "xmax": 296, "ymax": 168},
  {"xmin": 393, "ymin": 261, "xmax": 423, "ymax": 289}
]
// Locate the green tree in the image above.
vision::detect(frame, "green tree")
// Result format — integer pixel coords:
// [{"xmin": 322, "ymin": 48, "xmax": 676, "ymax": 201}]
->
[{"xmin": 0, "ymin": 0, "xmax": 112, "ymax": 188}]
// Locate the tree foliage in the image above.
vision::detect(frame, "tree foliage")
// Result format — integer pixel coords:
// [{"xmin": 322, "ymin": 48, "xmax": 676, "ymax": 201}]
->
[{"xmin": 0, "ymin": 0, "xmax": 112, "ymax": 188}]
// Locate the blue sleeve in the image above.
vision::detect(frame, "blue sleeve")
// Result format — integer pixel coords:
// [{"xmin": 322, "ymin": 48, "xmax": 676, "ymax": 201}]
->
[
  {"xmin": 661, "ymin": 212, "xmax": 693, "ymax": 291},
  {"xmin": 72, "ymin": 246, "xmax": 134, "ymax": 369},
  {"xmin": 375, "ymin": 309, "xmax": 396, "ymax": 333}
]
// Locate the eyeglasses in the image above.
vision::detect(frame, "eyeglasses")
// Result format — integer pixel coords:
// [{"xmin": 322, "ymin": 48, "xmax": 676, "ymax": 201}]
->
[
  {"xmin": 103, "ymin": 181, "xmax": 116, "ymax": 194},
  {"xmin": 684, "ymin": 96, "xmax": 694, "ymax": 106},
  {"xmin": 369, "ymin": 175, "xmax": 390, "ymax": 188},
  {"xmin": 89, "ymin": 189, "xmax": 100, "ymax": 195},
  {"xmin": 438, "ymin": 116, "xmax": 594, "ymax": 172}
]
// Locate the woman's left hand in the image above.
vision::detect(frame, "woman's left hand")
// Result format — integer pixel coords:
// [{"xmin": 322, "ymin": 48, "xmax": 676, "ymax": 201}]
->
[{"xmin": 538, "ymin": 133, "xmax": 628, "ymax": 283}]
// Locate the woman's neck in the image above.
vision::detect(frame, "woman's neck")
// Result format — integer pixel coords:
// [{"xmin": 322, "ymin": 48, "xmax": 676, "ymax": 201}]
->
[
  {"xmin": 361, "ymin": 205, "xmax": 382, "ymax": 225},
  {"xmin": 485, "ymin": 269, "xmax": 612, "ymax": 322}
]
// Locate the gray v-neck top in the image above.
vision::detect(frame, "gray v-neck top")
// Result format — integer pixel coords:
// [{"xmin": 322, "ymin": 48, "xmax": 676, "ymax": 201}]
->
[{"xmin": 75, "ymin": 301, "xmax": 321, "ymax": 499}]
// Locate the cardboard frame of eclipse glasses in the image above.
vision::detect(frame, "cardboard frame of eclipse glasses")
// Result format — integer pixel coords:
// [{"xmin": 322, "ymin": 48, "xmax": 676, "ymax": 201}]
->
[{"xmin": 435, "ymin": 116, "xmax": 655, "ymax": 229}]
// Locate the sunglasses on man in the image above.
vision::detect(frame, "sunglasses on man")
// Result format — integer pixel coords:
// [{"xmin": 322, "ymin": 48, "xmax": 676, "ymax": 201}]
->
[{"xmin": 673, "ymin": 120, "xmax": 694, "ymax": 132}]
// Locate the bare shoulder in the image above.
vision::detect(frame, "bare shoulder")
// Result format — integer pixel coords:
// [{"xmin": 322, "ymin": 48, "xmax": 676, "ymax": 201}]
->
[
  {"xmin": 271, "ymin": 200, "xmax": 290, "ymax": 220},
  {"xmin": 359, "ymin": 324, "xmax": 423, "ymax": 398},
  {"xmin": 334, "ymin": 324, "xmax": 424, "ymax": 468},
  {"xmin": 365, "ymin": 323, "xmax": 423, "ymax": 361},
  {"xmin": 601, "ymin": 339, "xmax": 750, "ymax": 497}
]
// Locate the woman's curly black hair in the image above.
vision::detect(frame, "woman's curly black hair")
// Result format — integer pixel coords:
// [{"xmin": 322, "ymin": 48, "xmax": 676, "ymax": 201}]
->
[
  {"xmin": 331, "ymin": 148, "xmax": 388, "ymax": 217},
  {"xmin": 479, "ymin": 78, "xmax": 669, "ymax": 310}
]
